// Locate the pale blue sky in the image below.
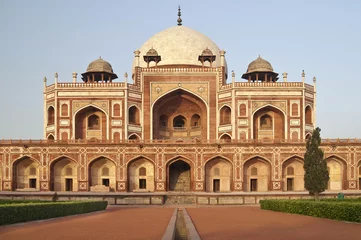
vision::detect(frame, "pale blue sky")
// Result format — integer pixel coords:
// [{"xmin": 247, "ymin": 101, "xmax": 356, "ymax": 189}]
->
[{"xmin": 0, "ymin": 0, "xmax": 360, "ymax": 139}]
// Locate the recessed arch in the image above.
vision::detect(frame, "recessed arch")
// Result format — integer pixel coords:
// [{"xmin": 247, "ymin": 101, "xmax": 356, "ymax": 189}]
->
[
  {"xmin": 12, "ymin": 156, "xmax": 40, "ymax": 190},
  {"xmin": 325, "ymin": 155, "xmax": 347, "ymax": 191},
  {"xmin": 243, "ymin": 156, "xmax": 271, "ymax": 192},
  {"xmin": 128, "ymin": 105, "xmax": 141, "ymax": 125},
  {"xmin": 152, "ymin": 88, "xmax": 208, "ymax": 140},
  {"xmin": 47, "ymin": 106, "xmax": 55, "ymax": 125},
  {"xmin": 219, "ymin": 133, "xmax": 232, "ymax": 141},
  {"xmin": 281, "ymin": 156, "xmax": 304, "ymax": 191},
  {"xmin": 305, "ymin": 105, "xmax": 313, "ymax": 125},
  {"xmin": 205, "ymin": 156, "xmax": 232, "ymax": 192},
  {"xmin": 73, "ymin": 104, "xmax": 108, "ymax": 140},
  {"xmin": 49, "ymin": 156, "xmax": 78, "ymax": 191},
  {"xmin": 128, "ymin": 133, "xmax": 141, "ymax": 140},
  {"xmin": 88, "ymin": 156, "xmax": 116, "ymax": 191},
  {"xmin": 219, "ymin": 105, "xmax": 232, "ymax": 125},
  {"xmin": 252, "ymin": 105, "xmax": 286, "ymax": 140},
  {"xmin": 127, "ymin": 157, "xmax": 155, "ymax": 192},
  {"xmin": 126, "ymin": 155, "xmax": 155, "ymax": 167},
  {"xmin": 47, "ymin": 134, "xmax": 55, "ymax": 141}
]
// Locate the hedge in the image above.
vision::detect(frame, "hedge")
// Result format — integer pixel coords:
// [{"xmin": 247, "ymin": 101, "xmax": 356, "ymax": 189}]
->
[
  {"xmin": 0, "ymin": 201, "xmax": 108, "ymax": 225},
  {"xmin": 260, "ymin": 200, "xmax": 361, "ymax": 223},
  {"xmin": 0, "ymin": 199, "xmax": 49, "ymax": 205}
]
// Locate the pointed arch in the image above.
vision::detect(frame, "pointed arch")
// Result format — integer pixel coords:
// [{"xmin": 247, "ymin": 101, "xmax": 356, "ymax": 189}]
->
[
  {"xmin": 127, "ymin": 156, "xmax": 155, "ymax": 192},
  {"xmin": 128, "ymin": 105, "xmax": 141, "ymax": 125},
  {"xmin": 243, "ymin": 156, "xmax": 272, "ymax": 192},
  {"xmin": 243, "ymin": 155, "xmax": 272, "ymax": 166},
  {"xmin": 166, "ymin": 155, "xmax": 194, "ymax": 192},
  {"xmin": 204, "ymin": 155, "xmax": 233, "ymax": 166},
  {"xmin": 88, "ymin": 156, "xmax": 116, "ymax": 191},
  {"xmin": 325, "ymin": 155, "xmax": 347, "ymax": 190},
  {"xmin": 252, "ymin": 104, "xmax": 286, "ymax": 140},
  {"xmin": 128, "ymin": 133, "xmax": 141, "ymax": 140},
  {"xmin": 219, "ymin": 133, "xmax": 232, "ymax": 141},
  {"xmin": 205, "ymin": 156, "xmax": 233, "ymax": 192},
  {"xmin": 12, "ymin": 156, "xmax": 40, "ymax": 190},
  {"xmin": 219, "ymin": 105, "xmax": 232, "ymax": 125},
  {"xmin": 47, "ymin": 106, "xmax": 55, "ymax": 125},
  {"xmin": 281, "ymin": 156, "xmax": 304, "ymax": 191},
  {"xmin": 305, "ymin": 105, "xmax": 313, "ymax": 125},
  {"xmin": 47, "ymin": 134, "xmax": 55, "ymax": 141},
  {"xmin": 72, "ymin": 104, "xmax": 109, "ymax": 140},
  {"xmin": 126, "ymin": 155, "xmax": 155, "ymax": 167},
  {"xmin": 49, "ymin": 156, "xmax": 78, "ymax": 191},
  {"xmin": 151, "ymin": 88, "xmax": 209, "ymax": 140}
]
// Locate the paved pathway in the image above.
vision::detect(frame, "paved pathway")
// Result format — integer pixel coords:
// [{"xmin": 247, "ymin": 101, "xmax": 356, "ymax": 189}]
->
[
  {"xmin": 0, "ymin": 206, "xmax": 174, "ymax": 240},
  {"xmin": 187, "ymin": 206, "xmax": 361, "ymax": 240}
]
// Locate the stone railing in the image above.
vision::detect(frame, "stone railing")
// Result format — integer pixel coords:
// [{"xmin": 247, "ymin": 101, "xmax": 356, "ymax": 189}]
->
[
  {"xmin": 46, "ymin": 82, "xmax": 126, "ymax": 91},
  {"xmin": 1, "ymin": 138, "xmax": 360, "ymax": 146},
  {"xmin": 234, "ymin": 82, "xmax": 304, "ymax": 88}
]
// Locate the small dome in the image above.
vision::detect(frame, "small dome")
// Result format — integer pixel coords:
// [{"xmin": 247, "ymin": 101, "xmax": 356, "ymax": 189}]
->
[
  {"xmin": 146, "ymin": 48, "xmax": 159, "ymax": 56},
  {"xmin": 201, "ymin": 47, "xmax": 214, "ymax": 56},
  {"xmin": 246, "ymin": 56, "xmax": 274, "ymax": 73},
  {"xmin": 86, "ymin": 57, "xmax": 114, "ymax": 74}
]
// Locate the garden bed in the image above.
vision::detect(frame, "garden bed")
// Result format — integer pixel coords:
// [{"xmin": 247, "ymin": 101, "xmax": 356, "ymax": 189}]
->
[
  {"xmin": 260, "ymin": 199, "xmax": 361, "ymax": 222},
  {"xmin": 0, "ymin": 200, "xmax": 108, "ymax": 225}
]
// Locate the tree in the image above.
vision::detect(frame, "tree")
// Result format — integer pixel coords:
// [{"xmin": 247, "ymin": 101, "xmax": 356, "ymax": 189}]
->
[{"xmin": 303, "ymin": 127, "xmax": 329, "ymax": 200}]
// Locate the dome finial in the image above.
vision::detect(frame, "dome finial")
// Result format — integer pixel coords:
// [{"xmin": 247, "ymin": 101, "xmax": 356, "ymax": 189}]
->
[{"xmin": 177, "ymin": 5, "xmax": 182, "ymax": 26}]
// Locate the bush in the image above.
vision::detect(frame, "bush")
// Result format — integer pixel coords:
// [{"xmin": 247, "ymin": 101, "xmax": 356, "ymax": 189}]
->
[
  {"xmin": 260, "ymin": 200, "xmax": 361, "ymax": 223},
  {"xmin": 0, "ymin": 201, "xmax": 108, "ymax": 225}
]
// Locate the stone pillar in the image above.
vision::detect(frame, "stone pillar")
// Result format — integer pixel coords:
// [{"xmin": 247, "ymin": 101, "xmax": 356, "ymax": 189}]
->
[
  {"xmin": 282, "ymin": 72, "xmax": 288, "ymax": 82},
  {"xmin": 219, "ymin": 50, "xmax": 226, "ymax": 67},
  {"xmin": 134, "ymin": 50, "xmax": 141, "ymax": 67},
  {"xmin": 72, "ymin": 72, "xmax": 77, "ymax": 83}
]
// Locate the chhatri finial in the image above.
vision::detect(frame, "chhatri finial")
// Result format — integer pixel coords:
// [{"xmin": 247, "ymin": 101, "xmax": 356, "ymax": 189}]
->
[{"xmin": 177, "ymin": 5, "xmax": 182, "ymax": 26}]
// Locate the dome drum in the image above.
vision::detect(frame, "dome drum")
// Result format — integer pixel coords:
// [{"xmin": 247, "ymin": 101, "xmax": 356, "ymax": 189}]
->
[
  {"xmin": 242, "ymin": 56, "xmax": 279, "ymax": 82},
  {"xmin": 81, "ymin": 57, "xmax": 118, "ymax": 83}
]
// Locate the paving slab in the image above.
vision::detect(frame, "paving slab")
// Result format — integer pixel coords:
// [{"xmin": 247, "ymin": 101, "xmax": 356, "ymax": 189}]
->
[
  {"xmin": 187, "ymin": 206, "xmax": 361, "ymax": 240},
  {"xmin": 0, "ymin": 206, "xmax": 174, "ymax": 240}
]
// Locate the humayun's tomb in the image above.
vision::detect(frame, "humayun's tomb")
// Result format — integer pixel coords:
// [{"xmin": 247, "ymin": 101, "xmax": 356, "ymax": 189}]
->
[{"xmin": 1, "ymin": 8, "xmax": 360, "ymax": 204}]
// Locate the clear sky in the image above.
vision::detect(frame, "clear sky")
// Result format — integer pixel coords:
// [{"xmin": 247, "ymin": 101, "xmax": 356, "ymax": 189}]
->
[{"xmin": 0, "ymin": 0, "xmax": 360, "ymax": 139}]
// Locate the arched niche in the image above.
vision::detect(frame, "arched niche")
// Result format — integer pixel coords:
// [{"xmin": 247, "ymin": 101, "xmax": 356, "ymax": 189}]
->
[
  {"xmin": 205, "ymin": 158, "xmax": 231, "ymax": 192},
  {"xmin": 243, "ymin": 157, "xmax": 271, "ymax": 192},
  {"xmin": 152, "ymin": 89, "xmax": 207, "ymax": 140},
  {"xmin": 50, "ymin": 157, "xmax": 78, "ymax": 191},
  {"xmin": 127, "ymin": 158, "xmax": 155, "ymax": 192},
  {"xmin": 89, "ymin": 157, "xmax": 116, "ymax": 191},
  {"xmin": 74, "ymin": 106, "xmax": 106, "ymax": 140},
  {"xmin": 253, "ymin": 106, "xmax": 285, "ymax": 140},
  {"xmin": 282, "ymin": 157, "xmax": 304, "ymax": 191},
  {"xmin": 13, "ymin": 157, "xmax": 40, "ymax": 190}
]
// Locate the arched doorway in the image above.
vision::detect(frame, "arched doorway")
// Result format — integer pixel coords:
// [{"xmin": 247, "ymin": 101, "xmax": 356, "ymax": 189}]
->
[
  {"xmin": 152, "ymin": 90, "xmax": 207, "ymax": 140},
  {"xmin": 205, "ymin": 158, "xmax": 232, "ymax": 192},
  {"xmin": 13, "ymin": 157, "xmax": 39, "ymax": 190},
  {"xmin": 326, "ymin": 157, "xmax": 346, "ymax": 190},
  {"xmin": 253, "ymin": 106, "xmax": 285, "ymax": 140},
  {"xmin": 50, "ymin": 157, "xmax": 78, "ymax": 191},
  {"xmin": 75, "ymin": 106, "xmax": 107, "ymax": 140},
  {"xmin": 243, "ymin": 157, "xmax": 271, "ymax": 192},
  {"xmin": 89, "ymin": 157, "xmax": 116, "ymax": 191},
  {"xmin": 168, "ymin": 160, "xmax": 191, "ymax": 191},
  {"xmin": 282, "ymin": 157, "xmax": 304, "ymax": 191},
  {"xmin": 128, "ymin": 158, "xmax": 155, "ymax": 192}
]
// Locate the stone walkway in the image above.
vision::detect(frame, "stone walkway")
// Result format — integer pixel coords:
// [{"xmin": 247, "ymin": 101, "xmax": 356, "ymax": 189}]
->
[
  {"xmin": 0, "ymin": 206, "xmax": 174, "ymax": 240},
  {"xmin": 187, "ymin": 206, "xmax": 361, "ymax": 240}
]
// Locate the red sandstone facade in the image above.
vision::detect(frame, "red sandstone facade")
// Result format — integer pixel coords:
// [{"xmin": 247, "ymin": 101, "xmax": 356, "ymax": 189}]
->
[{"xmin": 1, "ymin": 17, "xmax": 361, "ymax": 193}]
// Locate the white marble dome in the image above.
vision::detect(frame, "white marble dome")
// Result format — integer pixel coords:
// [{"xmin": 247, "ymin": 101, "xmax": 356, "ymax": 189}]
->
[{"xmin": 133, "ymin": 26, "xmax": 227, "ymax": 73}]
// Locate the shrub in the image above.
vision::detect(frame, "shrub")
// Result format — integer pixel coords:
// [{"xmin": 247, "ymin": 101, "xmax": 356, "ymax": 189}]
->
[
  {"xmin": 0, "ymin": 201, "xmax": 108, "ymax": 225},
  {"xmin": 260, "ymin": 200, "xmax": 361, "ymax": 222}
]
